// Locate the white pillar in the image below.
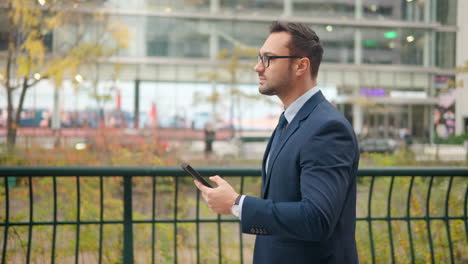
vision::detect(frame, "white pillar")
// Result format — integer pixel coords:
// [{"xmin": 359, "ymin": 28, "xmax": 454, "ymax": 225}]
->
[
  {"xmin": 354, "ymin": 30, "xmax": 362, "ymax": 65},
  {"xmin": 355, "ymin": 0, "xmax": 362, "ymax": 19},
  {"xmin": 456, "ymin": 0, "xmax": 468, "ymax": 135},
  {"xmin": 352, "ymin": 0, "xmax": 363, "ymax": 135},
  {"xmin": 353, "ymin": 104, "xmax": 363, "ymax": 135},
  {"xmin": 283, "ymin": 0, "xmax": 293, "ymax": 16},
  {"xmin": 352, "ymin": 87, "xmax": 363, "ymax": 135},
  {"xmin": 211, "ymin": 0, "xmax": 219, "ymax": 13},
  {"xmin": 424, "ymin": 0, "xmax": 431, "ymax": 22},
  {"xmin": 209, "ymin": 27, "xmax": 219, "ymax": 60}
]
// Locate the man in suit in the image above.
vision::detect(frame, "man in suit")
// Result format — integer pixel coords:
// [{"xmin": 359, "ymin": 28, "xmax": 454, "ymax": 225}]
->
[{"xmin": 194, "ymin": 21, "xmax": 360, "ymax": 264}]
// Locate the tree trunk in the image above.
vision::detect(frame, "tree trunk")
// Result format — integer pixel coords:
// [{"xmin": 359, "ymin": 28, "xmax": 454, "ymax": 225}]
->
[
  {"xmin": 5, "ymin": 77, "xmax": 16, "ymax": 152},
  {"xmin": 6, "ymin": 116, "xmax": 17, "ymax": 152},
  {"xmin": 5, "ymin": 18, "xmax": 16, "ymax": 153}
]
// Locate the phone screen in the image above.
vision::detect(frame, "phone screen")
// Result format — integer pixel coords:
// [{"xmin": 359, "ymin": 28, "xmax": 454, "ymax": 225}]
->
[{"xmin": 180, "ymin": 163, "xmax": 213, "ymax": 188}]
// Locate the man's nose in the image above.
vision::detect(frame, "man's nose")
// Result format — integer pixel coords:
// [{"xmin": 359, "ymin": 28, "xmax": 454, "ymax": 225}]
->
[{"xmin": 254, "ymin": 60, "xmax": 264, "ymax": 72}]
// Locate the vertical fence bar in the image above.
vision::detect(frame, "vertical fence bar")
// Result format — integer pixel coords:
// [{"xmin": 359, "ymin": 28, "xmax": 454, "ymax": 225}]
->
[
  {"xmin": 464, "ymin": 183, "xmax": 468, "ymax": 239},
  {"xmin": 406, "ymin": 176, "xmax": 415, "ymax": 264},
  {"xmin": 98, "ymin": 176, "xmax": 104, "ymax": 264},
  {"xmin": 196, "ymin": 187, "xmax": 201, "ymax": 264},
  {"xmin": 151, "ymin": 175, "xmax": 156, "ymax": 264},
  {"xmin": 1, "ymin": 177, "xmax": 9, "ymax": 264},
  {"xmin": 51, "ymin": 175, "xmax": 57, "ymax": 264},
  {"xmin": 444, "ymin": 176, "xmax": 455, "ymax": 264},
  {"xmin": 75, "ymin": 176, "xmax": 80, "ymax": 264},
  {"xmin": 425, "ymin": 176, "xmax": 435, "ymax": 264},
  {"xmin": 217, "ymin": 213, "xmax": 222, "ymax": 264},
  {"xmin": 123, "ymin": 175, "xmax": 134, "ymax": 264},
  {"xmin": 239, "ymin": 176, "xmax": 245, "ymax": 264},
  {"xmin": 367, "ymin": 176, "xmax": 376, "ymax": 264},
  {"xmin": 174, "ymin": 175, "xmax": 179, "ymax": 264},
  {"xmin": 387, "ymin": 176, "xmax": 396, "ymax": 264},
  {"xmin": 26, "ymin": 175, "xmax": 33, "ymax": 264}
]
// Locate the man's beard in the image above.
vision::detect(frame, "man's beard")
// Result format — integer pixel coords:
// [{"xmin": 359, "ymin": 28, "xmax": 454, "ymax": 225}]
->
[{"xmin": 258, "ymin": 67, "xmax": 292, "ymax": 96}]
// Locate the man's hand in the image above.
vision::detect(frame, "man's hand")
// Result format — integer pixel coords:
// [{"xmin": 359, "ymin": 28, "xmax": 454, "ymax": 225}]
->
[{"xmin": 194, "ymin": 175, "xmax": 239, "ymax": 215}]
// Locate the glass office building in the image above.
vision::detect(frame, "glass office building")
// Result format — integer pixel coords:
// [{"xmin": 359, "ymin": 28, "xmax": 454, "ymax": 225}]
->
[{"xmin": 0, "ymin": 0, "xmax": 459, "ymax": 140}]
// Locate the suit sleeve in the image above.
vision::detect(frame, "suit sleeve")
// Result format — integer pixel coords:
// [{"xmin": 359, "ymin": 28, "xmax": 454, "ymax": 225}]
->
[{"xmin": 241, "ymin": 120, "xmax": 357, "ymax": 241}]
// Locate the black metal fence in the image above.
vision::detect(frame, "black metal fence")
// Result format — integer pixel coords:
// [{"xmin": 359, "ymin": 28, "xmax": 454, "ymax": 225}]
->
[{"xmin": 0, "ymin": 167, "xmax": 467, "ymax": 264}]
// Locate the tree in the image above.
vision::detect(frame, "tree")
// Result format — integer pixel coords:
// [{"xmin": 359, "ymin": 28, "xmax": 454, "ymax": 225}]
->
[{"xmin": 0, "ymin": 0, "xmax": 129, "ymax": 152}]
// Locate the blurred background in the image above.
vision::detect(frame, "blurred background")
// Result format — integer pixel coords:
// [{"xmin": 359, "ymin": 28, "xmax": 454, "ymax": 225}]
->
[{"xmin": 0, "ymin": 0, "xmax": 467, "ymax": 166}]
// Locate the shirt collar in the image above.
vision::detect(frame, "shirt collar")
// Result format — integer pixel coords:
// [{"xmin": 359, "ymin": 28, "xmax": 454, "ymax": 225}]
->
[{"xmin": 283, "ymin": 86, "xmax": 320, "ymax": 123}]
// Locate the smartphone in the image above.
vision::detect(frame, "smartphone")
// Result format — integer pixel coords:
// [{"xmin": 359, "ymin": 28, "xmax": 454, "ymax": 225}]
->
[{"xmin": 180, "ymin": 163, "xmax": 213, "ymax": 188}]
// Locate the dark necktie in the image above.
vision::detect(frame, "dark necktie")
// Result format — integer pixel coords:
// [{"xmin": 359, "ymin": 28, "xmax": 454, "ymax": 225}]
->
[{"xmin": 269, "ymin": 112, "xmax": 288, "ymax": 158}]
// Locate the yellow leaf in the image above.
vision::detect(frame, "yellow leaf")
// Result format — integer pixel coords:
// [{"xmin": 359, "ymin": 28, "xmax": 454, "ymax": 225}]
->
[{"xmin": 17, "ymin": 56, "xmax": 31, "ymax": 76}]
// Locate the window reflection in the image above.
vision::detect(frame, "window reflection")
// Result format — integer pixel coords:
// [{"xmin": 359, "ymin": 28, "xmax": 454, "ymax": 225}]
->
[
  {"xmin": 362, "ymin": 28, "xmax": 426, "ymax": 65},
  {"xmin": 146, "ymin": 18, "xmax": 209, "ymax": 58},
  {"xmin": 316, "ymin": 25, "xmax": 354, "ymax": 63},
  {"xmin": 145, "ymin": 0, "xmax": 210, "ymax": 11},
  {"xmin": 220, "ymin": 0, "xmax": 283, "ymax": 15},
  {"xmin": 362, "ymin": 0, "xmax": 426, "ymax": 22},
  {"xmin": 436, "ymin": 0, "xmax": 456, "ymax": 25},
  {"xmin": 294, "ymin": 0, "xmax": 355, "ymax": 18},
  {"xmin": 435, "ymin": 32, "xmax": 455, "ymax": 69},
  {"xmin": 104, "ymin": 15, "xmax": 453, "ymax": 68}
]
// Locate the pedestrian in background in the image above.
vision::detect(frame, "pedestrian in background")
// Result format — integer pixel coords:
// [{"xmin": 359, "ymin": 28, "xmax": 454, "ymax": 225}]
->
[{"xmin": 204, "ymin": 122, "xmax": 216, "ymax": 159}]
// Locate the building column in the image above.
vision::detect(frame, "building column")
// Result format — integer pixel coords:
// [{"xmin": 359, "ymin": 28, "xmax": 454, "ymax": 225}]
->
[
  {"xmin": 424, "ymin": 0, "xmax": 432, "ymax": 22},
  {"xmin": 456, "ymin": 0, "xmax": 468, "ymax": 135},
  {"xmin": 352, "ymin": 86, "xmax": 363, "ymax": 135},
  {"xmin": 353, "ymin": 105, "xmax": 363, "ymax": 136},
  {"xmin": 351, "ymin": 0, "xmax": 363, "ymax": 135},
  {"xmin": 210, "ymin": 0, "xmax": 219, "ymax": 13},
  {"xmin": 283, "ymin": 0, "xmax": 293, "ymax": 16},
  {"xmin": 354, "ymin": 0, "xmax": 363, "ymax": 64},
  {"xmin": 355, "ymin": 0, "xmax": 362, "ymax": 19},
  {"xmin": 354, "ymin": 30, "xmax": 362, "ymax": 65},
  {"xmin": 209, "ymin": 27, "xmax": 219, "ymax": 60}
]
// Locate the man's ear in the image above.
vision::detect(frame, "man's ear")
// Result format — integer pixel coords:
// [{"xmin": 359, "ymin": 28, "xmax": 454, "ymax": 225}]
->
[{"xmin": 295, "ymin": 57, "xmax": 310, "ymax": 77}]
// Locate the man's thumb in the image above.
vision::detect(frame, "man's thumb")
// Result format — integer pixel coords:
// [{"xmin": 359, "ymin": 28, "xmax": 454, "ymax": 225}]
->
[{"xmin": 209, "ymin": 175, "xmax": 225, "ymax": 185}]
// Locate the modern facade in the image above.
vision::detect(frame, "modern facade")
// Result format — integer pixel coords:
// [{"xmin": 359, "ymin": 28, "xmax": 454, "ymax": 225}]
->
[{"xmin": 0, "ymin": 0, "xmax": 462, "ymax": 141}]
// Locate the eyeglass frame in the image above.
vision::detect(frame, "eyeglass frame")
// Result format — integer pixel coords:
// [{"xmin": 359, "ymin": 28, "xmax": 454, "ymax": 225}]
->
[{"xmin": 257, "ymin": 54, "xmax": 302, "ymax": 68}]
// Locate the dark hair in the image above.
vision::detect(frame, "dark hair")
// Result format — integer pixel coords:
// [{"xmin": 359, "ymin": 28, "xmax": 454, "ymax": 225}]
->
[{"xmin": 270, "ymin": 21, "xmax": 323, "ymax": 79}]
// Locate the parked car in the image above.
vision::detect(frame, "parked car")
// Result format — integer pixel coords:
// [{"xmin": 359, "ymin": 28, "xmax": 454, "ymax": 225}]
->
[{"xmin": 359, "ymin": 138, "xmax": 398, "ymax": 154}]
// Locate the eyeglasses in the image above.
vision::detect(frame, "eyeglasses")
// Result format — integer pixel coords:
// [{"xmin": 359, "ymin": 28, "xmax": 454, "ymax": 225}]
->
[{"xmin": 257, "ymin": 54, "xmax": 302, "ymax": 68}]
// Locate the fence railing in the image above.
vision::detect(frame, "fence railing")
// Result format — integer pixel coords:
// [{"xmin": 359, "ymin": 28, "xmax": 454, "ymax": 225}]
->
[{"xmin": 0, "ymin": 167, "xmax": 467, "ymax": 264}]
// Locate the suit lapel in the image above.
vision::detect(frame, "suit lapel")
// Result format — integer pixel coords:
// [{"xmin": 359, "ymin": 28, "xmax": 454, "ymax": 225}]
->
[
  {"xmin": 261, "ymin": 91, "xmax": 326, "ymax": 198},
  {"xmin": 261, "ymin": 130, "xmax": 275, "ymax": 185}
]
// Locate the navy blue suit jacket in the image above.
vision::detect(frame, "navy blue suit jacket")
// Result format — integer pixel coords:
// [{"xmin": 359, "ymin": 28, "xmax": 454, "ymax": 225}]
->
[{"xmin": 241, "ymin": 91, "xmax": 360, "ymax": 264}]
